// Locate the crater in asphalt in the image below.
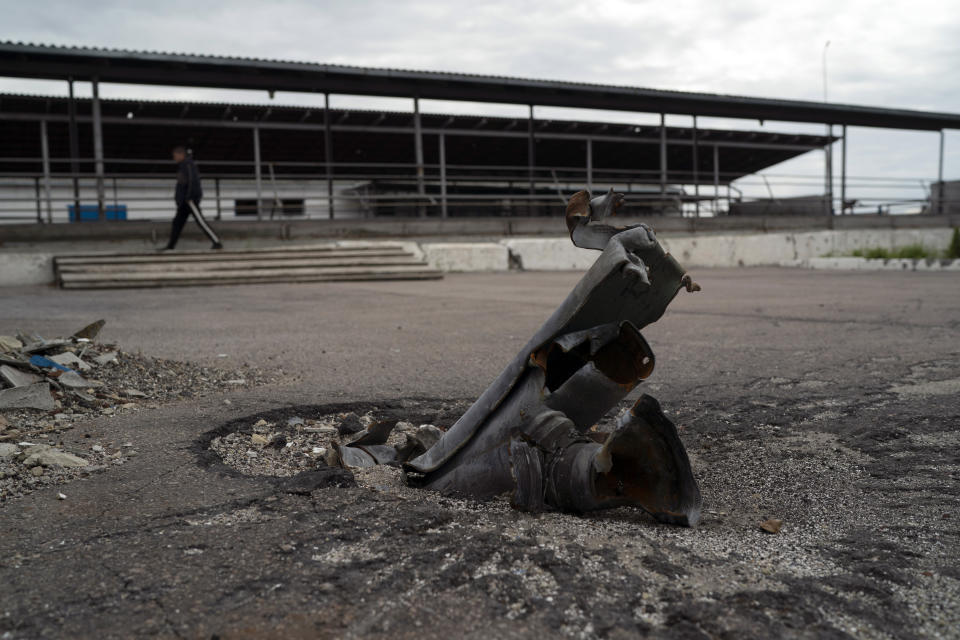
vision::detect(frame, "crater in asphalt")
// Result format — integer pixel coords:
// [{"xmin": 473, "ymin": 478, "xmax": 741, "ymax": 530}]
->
[{"xmin": 194, "ymin": 397, "xmax": 472, "ymax": 482}]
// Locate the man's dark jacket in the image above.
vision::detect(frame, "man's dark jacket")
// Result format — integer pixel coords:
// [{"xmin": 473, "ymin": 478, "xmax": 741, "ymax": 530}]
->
[{"xmin": 175, "ymin": 157, "xmax": 204, "ymax": 207}]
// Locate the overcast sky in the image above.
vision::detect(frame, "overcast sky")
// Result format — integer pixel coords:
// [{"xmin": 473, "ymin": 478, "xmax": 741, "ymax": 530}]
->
[{"xmin": 3, "ymin": 0, "xmax": 958, "ymax": 208}]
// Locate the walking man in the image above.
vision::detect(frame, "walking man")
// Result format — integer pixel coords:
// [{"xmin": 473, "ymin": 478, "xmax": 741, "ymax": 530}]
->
[{"xmin": 164, "ymin": 146, "xmax": 223, "ymax": 250}]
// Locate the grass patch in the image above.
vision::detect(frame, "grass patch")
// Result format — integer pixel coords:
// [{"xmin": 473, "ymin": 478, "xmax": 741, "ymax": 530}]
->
[
  {"xmin": 821, "ymin": 229, "xmax": 960, "ymax": 260},
  {"xmin": 849, "ymin": 244, "xmax": 938, "ymax": 260},
  {"xmin": 947, "ymin": 228, "xmax": 960, "ymax": 260}
]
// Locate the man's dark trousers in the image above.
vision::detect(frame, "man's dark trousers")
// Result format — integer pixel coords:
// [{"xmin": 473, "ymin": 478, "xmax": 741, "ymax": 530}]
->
[{"xmin": 166, "ymin": 200, "xmax": 221, "ymax": 249}]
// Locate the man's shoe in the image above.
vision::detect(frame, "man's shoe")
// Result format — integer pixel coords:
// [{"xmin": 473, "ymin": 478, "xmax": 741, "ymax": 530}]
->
[
  {"xmin": 158, "ymin": 246, "xmax": 174, "ymax": 253},
  {"xmin": 211, "ymin": 242, "xmax": 224, "ymax": 250}
]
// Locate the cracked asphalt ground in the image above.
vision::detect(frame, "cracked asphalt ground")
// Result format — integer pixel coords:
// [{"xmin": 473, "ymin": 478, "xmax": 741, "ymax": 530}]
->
[{"xmin": 0, "ymin": 267, "xmax": 958, "ymax": 639}]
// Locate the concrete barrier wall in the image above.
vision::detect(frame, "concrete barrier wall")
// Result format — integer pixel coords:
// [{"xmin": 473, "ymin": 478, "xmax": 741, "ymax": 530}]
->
[
  {"xmin": 503, "ymin": 227, "xmax": 956, "ymax": 271},
  {"xmin": 420, "ymin": 242, "xmax": 509, "ymax": 272},
  {"xmin": 1, "ymin": 226, "xmax": 956, "ymax": 286},
  {"xmin": 3, "ymin": 212, "xmax": 958, "ymax": 244},
  {"xmin": 501, "ymin": 238, "xmax": 597, "ymax": 271},
  {"xmin": 0, "ymin": 252, "xmax": 54, "ymax": 286}
]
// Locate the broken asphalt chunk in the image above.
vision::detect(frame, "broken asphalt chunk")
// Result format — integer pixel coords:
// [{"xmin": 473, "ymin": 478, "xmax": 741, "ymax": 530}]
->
[
  {"xmin": 57, "ymin": 371, "xmax": 104, "ymax": 389},
  {"xmin": 20, "ymin": 339, "xmax": 73, "ymax": 355},
  {"xmin": 760, "ymin": 518, "xmax": 784, "ymax": 534},
  {"xmin": 72, "ymin": 319, "xmax": 106, "ymax": 341},
  {"xmin": 276, "ymin": 467, "xmax": 356, "ymax": 494},
  {"xmin": 19, "ymin": 444, "xmax": 88, "ymax": 468},
  {"xmin": 0, "ymin": 336, "xmax": 23, "ymax": 353},
  {"xmin": 48, "ymin": 352, "xmax": 92, "ymax": 371},
  {"xmin": 68, "ymin": 389, "xmax": 101, "ymax": 408},
  {"xmin": 0, "ymin": 382, "xmax": 55, "ymax": 411},
  {"xmin": 396, "ymin": 424, "xmax": 446, "ymax": 462},
  {"xmin": 0, "ymin": 364, "xmax": 42, "ymax": 388},
  {"xmin": 0, "ymin": 443, "xmax": 20, "ymax": 460},
  {"xmin": 336, "ymin": 412, "xmax": 363, "ymax": 435},
  {"xmin": 412, "ymin": 424, "xmax": 443, "ymax": 451},
  {"xmin": 93, "ymin": 351, "xmax": 118, "ymax": 366}
]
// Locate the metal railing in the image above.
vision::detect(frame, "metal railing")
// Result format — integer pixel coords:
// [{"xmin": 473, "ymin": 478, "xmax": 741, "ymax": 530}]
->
[{"xmin": 0, "ymin": 155, "xmax": 954, "ymax": 223}]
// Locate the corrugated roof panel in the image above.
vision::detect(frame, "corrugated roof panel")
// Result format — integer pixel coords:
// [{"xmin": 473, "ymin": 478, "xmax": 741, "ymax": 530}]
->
[{"xmin": 0, "ymin": 42, "xmax": 957, "ymax": 130}]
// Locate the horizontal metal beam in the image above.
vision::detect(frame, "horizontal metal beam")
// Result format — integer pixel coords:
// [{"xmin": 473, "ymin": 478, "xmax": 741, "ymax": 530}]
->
[
  {"xmin": 1, "ymin": 42, "xmax": 958, "ymax": 130},
  {"xmin": 0, "ymin": 111, "xmax": 824, "ymax": 151}
]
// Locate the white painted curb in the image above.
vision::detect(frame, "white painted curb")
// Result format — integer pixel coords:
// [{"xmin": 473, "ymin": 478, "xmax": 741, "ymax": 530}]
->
[{"xmin": 785, "ymin": 257, "xmax": 960, "ymax": 271}]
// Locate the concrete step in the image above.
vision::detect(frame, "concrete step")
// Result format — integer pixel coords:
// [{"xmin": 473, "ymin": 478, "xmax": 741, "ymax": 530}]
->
[
  {"xmin": 59, "ymin": 264, "xmax": 443, "ymax": 289},
  {"xmin": 54, "ymin": 245, "xmax": 409, "ymax": 266},
  {"xmin": 56, "ymin": 255, "xmax": 426, "ymax": 273},
  {"xmin": 53, "ymin": 243, "xmax": 442, "ymax": 289}
]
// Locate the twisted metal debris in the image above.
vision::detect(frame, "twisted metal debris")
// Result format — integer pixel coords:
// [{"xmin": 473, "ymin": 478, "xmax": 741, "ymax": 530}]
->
[{"xmin": 337, "ymin": 189, "xmax": 703, "ymax": 526}]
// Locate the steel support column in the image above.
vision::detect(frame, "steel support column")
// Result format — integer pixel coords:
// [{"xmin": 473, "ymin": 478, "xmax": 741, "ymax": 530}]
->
[
  {"xmin": 659, "ymin": 113, "xmax": 668, "ymax": 211},
  {"xmin": 91, "ymin": 77, "xmax": 106, "ymax": 220},
  {"xmin": 215, "ymin": 177, "xmax": 222, "ymax": 220},
  {"xmin": 34, "ymin": 178, "xmax": 41, "ymax": 223},
  {"xmin": 937, "ymin": 130, "xmax": 945, "ymax": 215},
  {"xmin": 40, "ymin": 120, "xmax": 53, "ymax": 223},
  {"xmin": 67, "ymin": 78, "xmax": 80, "ymax": 216},
  {"xmin": 824, "ymin": 124, "xmax": 833, "ymax": 215},
  {"xmin": 253, "ymin": 126, "xmax": 263, "ymax": 220},
  {"xmin": 324, "ymin": 93, "xmax": 334, "ymax": 219},
  {"xmin": 586, "ymin": 137, "xmax": 593, "ymax": 192},
  {"xmin": 692, "ymin": 115, "xmax": 699, "ymax": 217},
  {"xmin": 713, "ymin": 144, "xmax": 720, "ymax": 215},
  {"xmin": 439, "ymin": 132, "xmax": 448, "ymax": 218},
  {"xmin": 840, "ymin": 125, "xmax": 847, "ymax": 214},
  {"xmin": 413, "ymin": 97, "xmax": 425, "ymax": 217},
  {"xmin": 528, "ymin": 104, "xmax": 536, "ymax": 214}
]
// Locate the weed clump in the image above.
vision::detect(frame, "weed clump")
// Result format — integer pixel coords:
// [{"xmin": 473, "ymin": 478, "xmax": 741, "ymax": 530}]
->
[
  {"xmin": 947, "ymin": 228, "xmax": 960, "ymax": 260},
  {"xmin": 850, "ymin": 244, "xmax": 938, "ymax": 260}
]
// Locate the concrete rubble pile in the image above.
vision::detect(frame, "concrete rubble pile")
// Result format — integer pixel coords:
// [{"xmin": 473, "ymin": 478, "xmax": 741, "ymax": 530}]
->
[
  {"xmin": 0, "ymin": 319, "xmax": 114, "ymax": 414},
  {"xmin": 0, "ymin": 320, "xmax": 279, "ymax": 502}
]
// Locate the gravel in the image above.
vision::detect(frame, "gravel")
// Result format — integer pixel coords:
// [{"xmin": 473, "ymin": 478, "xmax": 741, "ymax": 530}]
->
[
  {"xmin": 210, "ymin": 403, "xmax": 468, "ymax": 478},
  {"xmin": 202, "ymin": 378, "xmax": 960, "ymax": 639}
]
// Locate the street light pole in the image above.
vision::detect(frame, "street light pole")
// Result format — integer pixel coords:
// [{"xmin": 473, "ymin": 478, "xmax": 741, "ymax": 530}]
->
[
  {"xmin": 823, "ymin": 40, "xmax": 833, "ymax": 215},
  {"xmin": 822, "ymin": 40, "xmax": 830, "ymax": 102}
]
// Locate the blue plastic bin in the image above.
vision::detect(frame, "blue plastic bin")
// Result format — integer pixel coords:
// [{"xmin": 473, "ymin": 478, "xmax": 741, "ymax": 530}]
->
[{"xmin": 68, "ymin": 204, "xmax": 128, "ymax": 222}]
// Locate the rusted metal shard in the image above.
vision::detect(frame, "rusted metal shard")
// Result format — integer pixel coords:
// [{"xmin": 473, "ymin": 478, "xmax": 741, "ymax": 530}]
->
[
  {"xmin": 587, "ymin": 394, "xmax": 701, "ymax": 524},
  {"xmin": 72, "ymin": 319, "xmax": 106, "ymax": 341},
  {"xmin": 506, "ymin": 394, "xmax": 700, "ymax": 524},
  {"xmin": 565, "ymin": 188, "xmax": 630, "ymax": 250},
  {"xmin": 346, "ymin": 420, "xmax": 395, "ymax": 446},
  {"xmin": 337, "ymin": 445, "xmax": 377, "ymax": 469},
  {"xmin": 342, "ymin": 189, "xmax": 702, "ymax": 525}
]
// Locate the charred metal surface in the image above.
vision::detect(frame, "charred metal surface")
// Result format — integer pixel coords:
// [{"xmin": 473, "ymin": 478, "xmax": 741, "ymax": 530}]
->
[{"xmin": 338, "ymin": 188, "xmax": 703, "ymax": 525}]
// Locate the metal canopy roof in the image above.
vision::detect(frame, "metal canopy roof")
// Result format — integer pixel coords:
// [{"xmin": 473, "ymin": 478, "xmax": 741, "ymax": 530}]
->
[
  {"xmin": 1, "ymin": 42, "xmax": 958, "ymax": 131},
  {"xmin": 0, "ymin": 93, "xmax": 836, "ymax": 184}
]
